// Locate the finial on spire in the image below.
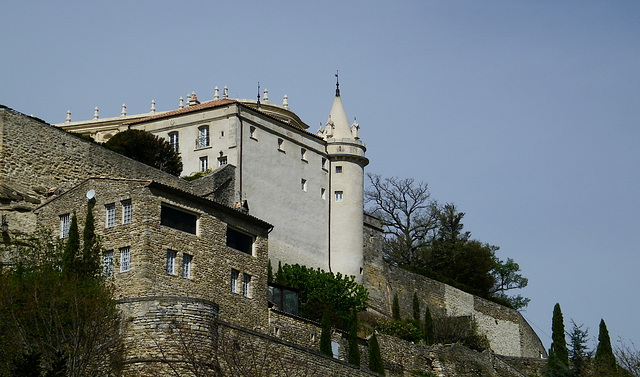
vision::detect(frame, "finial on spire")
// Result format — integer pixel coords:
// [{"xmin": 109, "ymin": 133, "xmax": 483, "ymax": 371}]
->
[
  {"xmin": 179, "ymin": 97, "xmax": 184, "ymax": 109},
  {"xmin": 151, "ymin": 100, "xmax": 156, "ymax": 114},
  {"xmin": 66, "ymin": 110, "xmax": 71, "ymax": 123},
  {"xmin": 257, "ymin": 82, "xmax": 261, "ymax": 108},
  {"xmin": 121, "ymin": 103, "xmax": 127, "ymax": 117},
  {"xmin": 223, "ymin": 86, "xmax": 228, "ymax": 99},
  {"xmin": 93, "ymin": 107, "xmax": 99, "ymax": 120},
  {"xmin": 214, "ymin": 86, "xmax": 220, "ymax": 100},
  {"xmin": 283, "ymin": 94, "xmax": 288, "ymax": 109},
  {"xmin": 335, "ymin": 70, "xmax": 340, "ymax": 97},
  {"xmin": 263, "ymin": 88, "xmax": 268, "ymax": 102}
]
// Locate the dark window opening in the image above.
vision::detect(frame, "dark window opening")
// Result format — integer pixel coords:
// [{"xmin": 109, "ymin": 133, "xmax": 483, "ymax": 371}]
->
[
  {"xmin": 226, "ymin": 227, "xmax": 253, "ymax": 254},
  {"xmin": 268, "ymin": 283, "xmax": 299, "ymax": 316},
  {"xmin": 161, "ymin": 204, "xmax": 197, "ymax": 234}
]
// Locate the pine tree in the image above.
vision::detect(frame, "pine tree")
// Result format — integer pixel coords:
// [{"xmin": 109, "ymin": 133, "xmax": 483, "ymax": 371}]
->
[
  {"xmin": 547, "ymin": 303, "xmax": 570, "ymax": 377},
  {"xmin": 412, "ymin": 292, "xmax": 420, "ymax": 322},
  {"xmin": 320, "ymin": 310, "xmax": 333, "ymax": 357},
  {"xmin": 594, "ymin": 319, "xmax": 617, "ymax": 377},
  {"xmin": 424, "ymin": 306, "xmax": 434, "ymax": 346},
  {"xmin": 392, "ymin": 293, "xmax": 400, "ymax": 320},
  {"xmin": 568, "ymin": 320, "xmax": 590, "ymax": 376},
  {"xmin": 368, "ymin": 333, "xmax": 385, "ymax": 375},
  {"xmin": 347, "ymin": 311, "xmax": 361, "ymax": 366}
]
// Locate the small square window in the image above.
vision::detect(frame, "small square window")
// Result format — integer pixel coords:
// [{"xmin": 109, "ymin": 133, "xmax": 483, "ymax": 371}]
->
[
  {"xmin": 122, "ymin": 200, "xmax": 132, "ymax": 225},
  {"xmin": 120, "ymin": 247, "xmax": 131, "ymax": 273},
  {"xmin": 218, "ymin": 156, "xmax": 228, "ymax": 166},
  {"xmin": 182, "ymin": 253, "xmax": 192, "ymax": 279},
  {"xmin": 231, "ymin": 269, "xmax": 239, "ymax": 293},
  {"xmin": 301, "ymin": 178, "xmax": 307, "ymax": 192},
  {"xmin": 60, "ymin": 213, "xmax": 70, "ymax": 239},
  {"xmin": 105, "ymin": 204, "xmax": 116, "ymax": 228},
  {"xmin": 335, "ymin": 166, "xmax": 343, "ymax": 174},
  {"xmin": 166, "ymin": 250, "xmax": 176, "ymax": 275},
  {"xmin": 242, "ymin": 274, "xmax": 251, "ymax": 298},
  {"xmin": 335, "ymin": 191, "xmax": 344, "ymax": 202}
]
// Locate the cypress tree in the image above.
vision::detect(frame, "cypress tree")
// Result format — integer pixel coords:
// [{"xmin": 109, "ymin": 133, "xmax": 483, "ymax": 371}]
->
[
  {"xmin": 81, "ymin": 201, "xmax": 100, "ymax": 277},
  {"xmin": 594, "ymin": 319, "xmax": 617, "ymax": 376},
  {"xmin": 320, "ymin": 310, "xmax": 333, "ymax": 357},
  {"xmin": 547, "ymin": 303, "xmax": 570, "ymax": 377},
  {"xmin": 424, "ymin": 306, "xmax": 434, "ymax": 346},
  {"xmin": 412, "ymin": 292, "xmax": 420, "ymax": 322},
  {"xmin": 392, "ymin": 293, "xmax": 400, "ymax": 320},
  {"xmin": 368, "ymin": 333, "xmax": 385, "ymax": 375},
  {"xmin": 62, "ymin": 213, "xmax": 80, "ymax": 274},
  {"xmin": 267, "ymin": 259, "xmax": 273, "ymax": 283},
  {"xmin": 347, "ymin": 311, "xmax": 361, "ymax": 366}
]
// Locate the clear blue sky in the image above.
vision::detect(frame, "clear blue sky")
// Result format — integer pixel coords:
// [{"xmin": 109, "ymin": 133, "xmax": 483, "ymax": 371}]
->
[{"xmin": 2, "ymin": 1, "xmax": 639, "ymax": 351}]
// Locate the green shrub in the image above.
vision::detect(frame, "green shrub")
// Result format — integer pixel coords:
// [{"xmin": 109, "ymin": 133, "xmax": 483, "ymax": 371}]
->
[{"xmin": 375, "ymin": 319, "xmax": 423, "ymax": 343}]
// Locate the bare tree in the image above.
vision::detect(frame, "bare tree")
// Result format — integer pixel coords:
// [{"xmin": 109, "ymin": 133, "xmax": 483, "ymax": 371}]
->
[
  {"xmin": 615, "ymin": 338, "xmax": 640, "ymax": 377},
  {"xmin": 365, "ymin": 173, "xmax": 438, "ymax": 265}
]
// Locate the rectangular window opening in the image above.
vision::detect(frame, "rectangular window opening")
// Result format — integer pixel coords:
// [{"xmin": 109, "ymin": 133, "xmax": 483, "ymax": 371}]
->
[
  {"xmin": 105, "ymin": 203, "xmax": 116, "ymax": 228},
  {"xmin": 301, "ymin": 148, "xmax": 307, "ymax": 161},
  {"xmin": 335, "ymin": 165, "xmax": 343, "ymax": 173},
  {"xmin": 199, "ymin": 156, "xmax": 209, "ymax": 172},
  {"xmin": 231, "ymin": 269, "xmax": 239, "ymax": 293},
  {"xmin": 166, "ymin": 250, "xmax": 176, "ymax": 275},
  {"xmin": 197, "ymin": 125, "xmax": 210, "ymax": 148},
  {"xmin": 103, "ymin": 250, "xmax": 114, "ymax": 276},
  {"xmin": 161, "ymin": 204, "xmax": 198, "ymax": 234},
  {"xmin": 60, "ymin": 213, "xmax": 70, "ymax": 239},
  {"xmin": 334, "ymin": 191, "xmax": 344, "ymax": 202},
  {"xmin": 226, "ymin": 227, "xmax": 254, "ymax": 255},
  {"xmin": 242, "ymin": 274, "xmax": 251, "ymax": 298},
  {"xmin": 122, "ymin": 200, "xmax": 132, "ymax": 225},
  {"xmin": 301, "ymin": 178, "xmax": 307, "ymax": 192},
  {"xmin": 182, "ymin": 253, "xmax": 192, "ymax": 279},
  {"xmin": 168, "ymin": 131, "xmax": 179, "ymax": 152},
  {"xmin": 120, "ymin": 247, "xmax": 131, "ymax": 273},
  {"xmin": 250, "ymin": 126, "xmax": 257, "ymax": 140}
]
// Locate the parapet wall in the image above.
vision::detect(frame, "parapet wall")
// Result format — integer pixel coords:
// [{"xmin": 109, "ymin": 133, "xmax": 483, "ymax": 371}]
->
[{"xmin": 363, "ymin": 215, "xmax": 546, "ymax": 359}]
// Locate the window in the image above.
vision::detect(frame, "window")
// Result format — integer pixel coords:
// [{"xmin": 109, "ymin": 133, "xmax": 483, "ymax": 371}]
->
[
  {"xmin": 231, "ymin": 269, "xmax": 239, "ymax": 293},
  {"xmin": 322, "ymin": 158, "xmax": 327, "ymax": 170},
  {"xmin": 268, "ymin": 283, "xmax": 299, "ymax": 315},
  {"xmin": 120, "ymin": 247, "xmax": 130, "ymax": 273},
  {"xmin": 277, "ymin": 138, "xmax": 284, "ymax": 152},
  {"xmin": 60, "ymin": 213, "xmax": 70, "ymax": 238},
  {"xmin": 226, "ymin": 227, "xmax": 254, "ymax": 255},
  {"xmin": 321, "ymin": 188, "xmax": 326, "ymax": 200},
  {"xmin": 199, "ymin": 156, "xmax": 208, "ymax": 172},
  {"xmin": 122, "ymin": 200, "xmax": 132, "ymax": 224},
  {"xmin": 301, "ymin": 148, "xmax": 307, "ymax": 161},
  {"xmin": 197, "ymin": 125, "xmax": 210, "ymax": 148},
  {"xmin": 301, "ymin": 178, "xmax": 307, "ymax": 192},
  {"xmin": 182, "ymin": 253, "xmax": 192, "ymax": 279},
  {"xmin": 242, "ymin": 274, "xmax": 251, "ymax": 298},
  {"xmin": 335, "ymin": 165, "xmax": 343, "ymax": 173},
  {"xmin": 161, "ymin": 204, "xmax": 197, "ymax": 234},
  {"xmin": 166, "ymin": 250, "xmax": 176, "ymax": 275},
  {"xmin": 103, "ymin": 250, "xmax": 114, "ymax": 276},
  {"xmin": 168, "ymin": 131, "xmax": 179, "ymax": 152},
  {"xmin": 220, "ymin": 130, "xmax": 224, "ymax": 138},
  {"xmin": 250, "ymin": 126, "xmax": 257, "ymax": 140},
  {"xmin": 335, "ymin": 191, "xmax": 344, "ymax": 202},
  {"xmin": 218, "ymin": 156, "xmax": 227, "ymax": 166},
  {"xmin": 105, "ymin": 203, "xmax": 116, "ymax": 228}
]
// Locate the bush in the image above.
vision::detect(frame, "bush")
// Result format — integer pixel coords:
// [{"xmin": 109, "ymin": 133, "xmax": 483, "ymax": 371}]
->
[
  {"xmin": 375, "ymin": 319, "xmax": 423, "ymax": 343},
  {"xmin": 105, "ymin": 129, "xmax": 183, "ymax": 176}
]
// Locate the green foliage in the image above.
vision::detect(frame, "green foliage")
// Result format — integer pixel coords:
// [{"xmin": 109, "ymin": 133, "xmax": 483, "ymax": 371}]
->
[
  {"xmin": 105, "ymin": 129, "xmax": 183, "ymax": 176},
  {"xmin": 267, "ymin": 259, "xmax": 273, "ymax": 283},
  {"xmin": 369, "ymin": 333, "xmax": 385, "ymax": 375},
  {"xmin": 320, "ymin": 310, "xmax": 333, "ymax": 357},
  {"xmin": 62, "ymin": 212, "xmax": 79, "ymax": 273},
  {"xmin": 0, "ymin": 231, "xmax": 124, "ymax": 376},
  {"xmin": 376, "ymin": 319, "xmax": 423, "ymax": 343},
  {"xmin": 490, "ymin": 256, "xmax": 530, "ymax": 309},
  {"xmin": 568, "ymin": 320, "xmax": 591, "ymax": 376},
  {"xmin": 183, "ymin": 168, "xmax": 212, "ymax": 181},
  {"xmin": 348, "ymin": 311, "xmax": 361, "ymax": 366},
  {"xmin": 594, "ymin": 319, "xmax": 617, "ymax": 376},
  {"xmin": 81, "ymin": 201, "xmax": 101, "ymax": 277},
  {"xmin": 547, "ymin": 303, "xmax": 571, "ymax": 377},
  {"xmin": 424, "ymin": 307, "xmax": 434, "ymax": 346},
  {"xmin": 392, "ymin": 293, "xmax": 401, "ymax": 320},
  {"xmin": 412, "ymin": 292, "xmax": 420, "ymax": 322},
  {"xmin": 274, "ymin": 263, "xmax": 368, "ymax": 330}
]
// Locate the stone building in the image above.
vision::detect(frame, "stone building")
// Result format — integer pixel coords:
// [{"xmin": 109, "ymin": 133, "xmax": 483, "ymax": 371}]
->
[
  {"xmin": 56, "ymin": 82, "xmax": 368, "ymax": 281},
  {"xmin": 1, "ymin": 82, "xmax": 548, "ymax": 375}
]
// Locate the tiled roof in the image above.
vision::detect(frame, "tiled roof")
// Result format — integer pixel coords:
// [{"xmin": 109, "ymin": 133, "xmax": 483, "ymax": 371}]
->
[{"xmin": 127, "ymin": 99, "xmax": 237, "ymax": 125}]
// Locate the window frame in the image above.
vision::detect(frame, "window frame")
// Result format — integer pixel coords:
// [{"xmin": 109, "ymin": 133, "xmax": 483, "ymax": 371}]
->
[
  {"xmin": 103, "ymin": 250, "xmax": 114, "ymax": 276},
  {"xmin": 242, "ymin": 274, "xmax": 251, "ymax": 298},
  {"xmin": 122, "ymin": 200, "xmax": 132, "ymax": 225},
  {"xmin": 182, "ymin": 253, "xmax": 192, "ymax": 279},
  {"xmin": 231, "ymin": 269, "xmax": 239, "ymax": 293},
  {"xmin": 166, "ymin": 250, "xmax": 176, "ymax": 275},
  {"xmin": 105, "ymin": 203, "xmax": 116, "ymax": 228},
  {"xmin": 168, "ymin": 131, "xmax": 179, "ymax": 152},
  {"xmin": 197, "ymin": 125, "xmax": 210, "ymax": 148},
  {"xmin": 226, "ymin": 227, "xmax": 255, "ymax": 255},
  {"xmin": 335, "ymin": 191, "xmax": 344, "ymax": 202},
  {"xmin": 199, "ymin": 156, "xmax": 209, "ymax": 172},
  {"xmin": 120, "ymin": 247, "xmax": 131, "ymax": 273},
  {"xmin": 60, "ymin": 213, "xmax": 70, "ymax": 239}
]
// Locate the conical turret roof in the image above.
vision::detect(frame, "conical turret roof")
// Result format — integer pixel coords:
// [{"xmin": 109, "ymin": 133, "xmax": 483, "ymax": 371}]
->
[{"xmin": 327, "ymin": 94, "xmax": 352, "ymax": 139}]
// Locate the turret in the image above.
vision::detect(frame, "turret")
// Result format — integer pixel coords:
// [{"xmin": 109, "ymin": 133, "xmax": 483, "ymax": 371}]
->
[{"xmin": 321, "ymin": 74, "xmax": 369, "ymax": 280}]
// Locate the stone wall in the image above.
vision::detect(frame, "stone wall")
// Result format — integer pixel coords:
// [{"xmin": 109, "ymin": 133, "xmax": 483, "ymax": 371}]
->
[{"xmin": 362, "ymin": 214, "xmax": 546, "ymax": 359}]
